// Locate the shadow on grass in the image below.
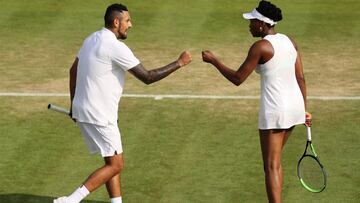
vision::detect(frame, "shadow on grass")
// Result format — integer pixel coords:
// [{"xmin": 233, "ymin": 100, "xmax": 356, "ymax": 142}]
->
[{"xmin": 0, "ymin": 193, "xmax": 107, "ymax": 203}]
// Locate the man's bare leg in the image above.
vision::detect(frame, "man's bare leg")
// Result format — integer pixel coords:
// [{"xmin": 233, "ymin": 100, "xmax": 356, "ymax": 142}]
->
[{"xmin": 84, "ymin": 153, "xmax": 124, "ymax": 192}]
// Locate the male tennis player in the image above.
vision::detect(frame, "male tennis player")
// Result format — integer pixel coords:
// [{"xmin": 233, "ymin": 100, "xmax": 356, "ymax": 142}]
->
[{"xmin": 53, "ymin": 3, "xmax": 191, "ymax": 203}]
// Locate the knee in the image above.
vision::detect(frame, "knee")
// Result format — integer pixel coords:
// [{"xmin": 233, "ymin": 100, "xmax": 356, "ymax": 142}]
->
[
  {"xmin": 263, "ymin": 160, "xmax": 281, "ymax": 173},
  {"xmin": 112, "ymin": 160, "xmax": 124, "ymax": 173},
  {"xmin": 106, "ymin": 158, "xmax": 124, "ymax": 174}
]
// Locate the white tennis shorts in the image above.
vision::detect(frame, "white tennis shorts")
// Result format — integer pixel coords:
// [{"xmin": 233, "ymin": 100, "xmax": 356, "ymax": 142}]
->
[{"xmin": 77, "ymin": 122, "xmax": 123, "ymax": 157}]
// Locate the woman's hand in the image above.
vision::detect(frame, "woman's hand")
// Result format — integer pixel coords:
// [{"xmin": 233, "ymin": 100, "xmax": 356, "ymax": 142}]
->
[
  {"xmin": 305, "ymin": 112, "xmax": 312, "ymax": 127},
  {"xmin": 202, "ymin": 50, "xmax": 217, "ymax": 64}
]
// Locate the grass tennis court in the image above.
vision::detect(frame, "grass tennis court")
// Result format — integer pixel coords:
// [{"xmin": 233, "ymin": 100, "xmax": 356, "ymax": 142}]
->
[{"xmin": 0, "ymin": 0, "xmax": 359, "ymax": 202}]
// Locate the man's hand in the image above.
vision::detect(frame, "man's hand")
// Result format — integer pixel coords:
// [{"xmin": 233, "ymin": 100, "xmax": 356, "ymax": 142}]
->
[
  {"xmin": 177, "ymin": 51, "xmax": 192, "ymax": 67},
  {"xmin": 202, "ymin": 50, "xmax": 217, "ymax": 64},
  {"xmin": 69, "ymin": 108, "xmax": 76, "ymax": 123}
]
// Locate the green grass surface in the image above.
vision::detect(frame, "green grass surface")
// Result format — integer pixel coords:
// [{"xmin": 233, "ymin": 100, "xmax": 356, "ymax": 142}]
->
[
  {"xmin": 0, "ymin": 0, "xmax": 359, "ymax": 95},
  {"xmin": 0, "ymin": 97, "xmax": 359, "ymax": 202},
  {"xmin": 0, "ymin": 0, "xmax": 359, "ymax": 202}
]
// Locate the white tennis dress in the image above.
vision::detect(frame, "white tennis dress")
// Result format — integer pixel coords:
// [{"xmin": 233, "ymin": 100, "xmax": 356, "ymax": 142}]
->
[{"xmin": 256, "ymin": 33, "xmax": 305, "ymax": 130}]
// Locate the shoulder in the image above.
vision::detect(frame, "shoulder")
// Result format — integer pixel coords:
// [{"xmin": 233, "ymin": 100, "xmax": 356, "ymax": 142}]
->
[
  {"xmin": 253, "ymin": 39, "xmax": 271, "ymax": 47},
  {"xmin": 88, "ymin": 29, "xmax": 102, "ymax": 39},
  {"xmin": 247, "ymin": 39, "xmax": 274, "ymax": 64},
  {"xmin": 252, "ymin": 39, "xmax": 273, "ymax": 49},
  {"xmin": 285, "ymin": 35, "xmax": 298, "ymax": 50},
  {"xmin": 83, "ymin": 32, "xmax": 96, "ymax": 43},
  {"xmin": 111, "ymin": 40, "xmax": 134, "ymax": 55},
  {"xmin": 249, "ymin": 39, "xmax": 273, "ymax": 55},
  {"xmin": 109, "ymin": 40, "xmax": 140, "ymax": 67},
  {"xmin": 82, "ymin": 30, "xmax": 103, "ymax": 46}
]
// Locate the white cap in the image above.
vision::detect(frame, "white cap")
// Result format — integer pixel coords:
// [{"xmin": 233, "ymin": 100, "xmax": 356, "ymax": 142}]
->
[{"xmin": 243, "ymin": 9, "xmax": 277, "ymax": 26}]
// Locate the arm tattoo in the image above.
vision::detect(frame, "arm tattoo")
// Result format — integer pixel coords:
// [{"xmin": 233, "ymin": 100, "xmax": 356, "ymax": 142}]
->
[{"xmin": 129, "ymin": 61, "xmax": 181, "ymax": 85}]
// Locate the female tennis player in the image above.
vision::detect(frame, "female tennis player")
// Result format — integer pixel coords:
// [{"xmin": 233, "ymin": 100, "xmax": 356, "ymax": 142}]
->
[{"xmin": 202, "ymin": 1, "xmax": 311, "ymax": 202}]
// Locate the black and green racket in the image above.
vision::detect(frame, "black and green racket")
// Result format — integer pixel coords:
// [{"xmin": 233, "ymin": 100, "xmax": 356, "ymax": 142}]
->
[{"xmin": 297, "ymin": 126, "xmax": 327, "ymax": 193}]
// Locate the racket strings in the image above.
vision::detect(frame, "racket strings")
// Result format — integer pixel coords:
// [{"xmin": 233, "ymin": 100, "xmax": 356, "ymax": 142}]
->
[{"xmin": 299, "ymin": 156, "xmax": 325, "ymax": 190}]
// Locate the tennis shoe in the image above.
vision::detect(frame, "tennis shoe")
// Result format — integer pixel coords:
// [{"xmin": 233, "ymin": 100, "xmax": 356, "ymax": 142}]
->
[{"xmin": 53, "ymin": 196, "xmax": 68, "ymax": 203}]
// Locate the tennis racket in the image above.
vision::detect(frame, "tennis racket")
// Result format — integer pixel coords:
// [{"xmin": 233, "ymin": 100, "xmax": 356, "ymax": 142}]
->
[
  {"xmin": 297, "ymin": 126, "xmax": 327, "ymax": 193},
  {"xmin": 48, "ymin": 104, "xmax": 70, "ymax": 115}
]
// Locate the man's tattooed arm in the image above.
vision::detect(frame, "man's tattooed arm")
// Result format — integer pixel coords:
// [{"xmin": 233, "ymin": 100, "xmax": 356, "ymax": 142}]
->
[
  {"xmin": 129, "ymin": 61, "xmax": 181, "ymax": 85},
  {"xmin": 128, "ymin": 51, "xmax": 191, "ymax": 85}
]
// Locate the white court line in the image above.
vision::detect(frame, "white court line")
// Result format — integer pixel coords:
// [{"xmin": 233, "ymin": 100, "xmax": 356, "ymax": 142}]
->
[
  {"xmin": 0, "ymin": 92, "xmax": 360, "ymax": 100},
  {"xmin": 0, "ymin": 92, "xmax": 69, "ymax": 97}
]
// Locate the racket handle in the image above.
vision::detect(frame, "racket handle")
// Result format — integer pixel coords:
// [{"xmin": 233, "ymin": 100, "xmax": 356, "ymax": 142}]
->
[
  {"xmin": 48, "ymin": 104, "xmax": 70, "ymax": 115},
  {"xmin": 306, "ymin": 126, "xmax": 312, "ymax": 141}
]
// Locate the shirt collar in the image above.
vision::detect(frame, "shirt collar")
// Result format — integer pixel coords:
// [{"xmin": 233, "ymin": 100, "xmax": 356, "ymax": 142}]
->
[{"xmin": 101, "ymin": 27, "xmax": 118, "ymax": 39}]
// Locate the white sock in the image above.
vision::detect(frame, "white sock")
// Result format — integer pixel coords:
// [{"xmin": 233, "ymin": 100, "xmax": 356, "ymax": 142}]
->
[
  {"xmin": 110, "ymin": 196, "xmax": 122, "ymax": 203},
  {"xmin": 67, "ymin": 185, "xmax": 90, "ymax": 203}
]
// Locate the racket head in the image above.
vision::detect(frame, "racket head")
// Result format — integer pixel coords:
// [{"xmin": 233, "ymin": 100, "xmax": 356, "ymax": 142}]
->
[{"xmin": 297, "ymin": 154, "xmax": 327, "ymax": 193}]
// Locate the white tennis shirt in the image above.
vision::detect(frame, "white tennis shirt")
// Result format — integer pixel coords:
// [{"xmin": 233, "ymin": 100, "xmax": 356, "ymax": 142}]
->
[
  {"xmin": 256, "ymin": 33, "xmax": 305, "ymax": 129},
  {"xmin": 72, "ymin": 28, "xmax": 140, "ymax": 126}
]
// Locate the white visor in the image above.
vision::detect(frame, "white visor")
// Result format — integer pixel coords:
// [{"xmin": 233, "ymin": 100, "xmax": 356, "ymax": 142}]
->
[{"xmin": 243, "ymin": 9, "xmax": 277, "ymax": 26}]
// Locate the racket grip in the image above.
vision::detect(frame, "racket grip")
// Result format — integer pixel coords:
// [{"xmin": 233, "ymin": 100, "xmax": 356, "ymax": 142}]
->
[
  {"xmin": 48, "ymin": 104, "xmax": 70, "ymax": 115},
  {"xmin": 306, "ymin": 126, "xmax": 312, "ymax": 141}
]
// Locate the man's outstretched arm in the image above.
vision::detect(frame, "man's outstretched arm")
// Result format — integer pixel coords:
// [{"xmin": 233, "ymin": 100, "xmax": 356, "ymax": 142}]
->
[{"xmin": 129, "ymin": 51, "xmax": 191, "ymax": 85}]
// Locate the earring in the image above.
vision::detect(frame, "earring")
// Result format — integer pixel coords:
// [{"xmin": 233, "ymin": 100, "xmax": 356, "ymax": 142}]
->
[{"xmin": 259, "ymin": 27, "xmax": 263, "ymax": 32}]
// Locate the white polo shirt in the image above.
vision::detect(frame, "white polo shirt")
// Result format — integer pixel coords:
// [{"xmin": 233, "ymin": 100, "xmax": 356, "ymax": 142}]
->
[{"xmin": 72, "ymin": 28, "xmax": 140, "ymax": 126}]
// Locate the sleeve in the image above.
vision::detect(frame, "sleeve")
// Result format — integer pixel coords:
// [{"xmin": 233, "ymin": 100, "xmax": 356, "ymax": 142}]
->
[{"xmin": 112, "ymin": 42, "xmax": 141, "ymax": 71}]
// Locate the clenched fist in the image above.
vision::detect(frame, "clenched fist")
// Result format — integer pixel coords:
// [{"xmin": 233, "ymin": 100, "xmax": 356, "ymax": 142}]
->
[
  {"xmin": 177, "ymin": 51, "xmax": 192, "ymax": 67},
  {"xmin": 202, "ymin": 50, "xmax": 217, "ymax": 64}
]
